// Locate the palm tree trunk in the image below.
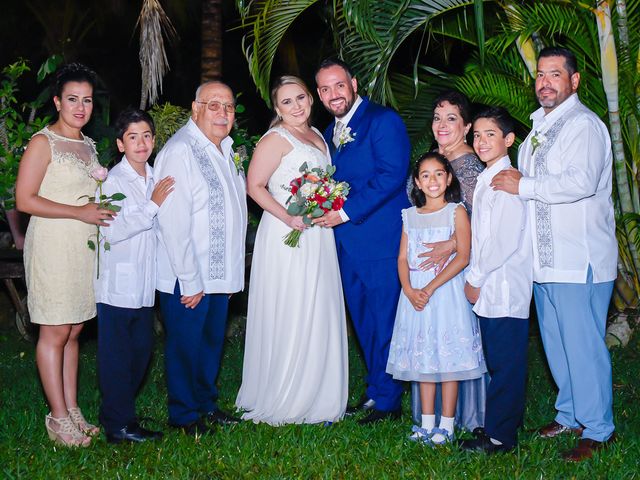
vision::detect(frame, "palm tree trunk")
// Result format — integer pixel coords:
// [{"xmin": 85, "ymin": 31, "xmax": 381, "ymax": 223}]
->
[
  {"xmin": 201, "ymin": 0, "xmax": 223, "ymax": 82},
  {"xmin": 594, "ymin": 1, "xmax": 640, "ymax": 315}
]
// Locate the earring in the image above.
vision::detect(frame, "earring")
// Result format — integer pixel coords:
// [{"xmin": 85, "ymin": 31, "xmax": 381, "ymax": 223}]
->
[{"xmin": 278, "ymin": 115, "xmax": 282, "ymax": 121}]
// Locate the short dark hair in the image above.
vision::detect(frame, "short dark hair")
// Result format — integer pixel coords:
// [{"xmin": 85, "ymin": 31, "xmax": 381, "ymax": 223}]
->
[
  {"xmin": 114, "ymin": 108, "xmax": 156, "ymax": 140},
  {"xmin": 410, "ymin": 152, "xmax": 461, "ymax": 207},
  {"xmin": 473, "ymin": 107, "xmax": 515, "ymax": 137},
  {"xmin": 433, "ymin": 90, "xmax": 472, "ymax": 125},
  {"xmin": 538, "ymin": 46, "xmax": 578, "ymax": 76},
  {"xmin": 53, "ymin": 63, "xmax": 97, "ymax": 98},
  {"xmin": 316, "ymin": 58, "xmax": 355, "ymax": 79}
]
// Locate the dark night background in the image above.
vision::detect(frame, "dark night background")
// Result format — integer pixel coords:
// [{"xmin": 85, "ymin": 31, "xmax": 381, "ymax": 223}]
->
[{"xmin": 0, "ymin": 1, "xmax": 352, "ymax": 140}]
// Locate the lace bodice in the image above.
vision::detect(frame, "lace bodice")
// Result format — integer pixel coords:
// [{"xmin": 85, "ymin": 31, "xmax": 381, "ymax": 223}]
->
[
  {"xmin": 402, "ymin": 203, "xmax": 461, "ymax": 271},
  {"xmin": 264, "ymin": 126, "xmax": 331, "ymax": 205},
  {"xmin": 34, "ymin": 126, "xmax": 100, "ymax": 205}
]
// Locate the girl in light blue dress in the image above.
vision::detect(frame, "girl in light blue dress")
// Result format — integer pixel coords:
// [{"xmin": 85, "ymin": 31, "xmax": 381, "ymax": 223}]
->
[{"xmin": 387, "ymin": 152, "xmax": 486, "ymax": 445}]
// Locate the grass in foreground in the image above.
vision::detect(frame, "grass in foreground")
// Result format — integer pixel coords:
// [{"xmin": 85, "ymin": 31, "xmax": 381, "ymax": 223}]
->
[{"xmin": 0, "ymin": 321, "xmax": 639, "ymax": 479}]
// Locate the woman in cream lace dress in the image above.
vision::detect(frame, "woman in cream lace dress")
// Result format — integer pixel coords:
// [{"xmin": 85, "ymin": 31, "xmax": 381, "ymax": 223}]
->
[{"xmin": 16, "ymin": 64, "xmax": 114, "ymax": 447}]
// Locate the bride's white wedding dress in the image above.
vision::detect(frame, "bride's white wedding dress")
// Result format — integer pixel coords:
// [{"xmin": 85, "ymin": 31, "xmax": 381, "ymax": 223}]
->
[{"xmin": 235, "ymin": 126, "xmax": 348, "ymax": 425}]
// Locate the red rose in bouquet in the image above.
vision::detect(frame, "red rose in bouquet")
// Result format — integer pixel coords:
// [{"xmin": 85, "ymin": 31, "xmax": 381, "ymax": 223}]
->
[{"xmin": 283, "ymin": 162, "xmax": 350, "ymax": 247}]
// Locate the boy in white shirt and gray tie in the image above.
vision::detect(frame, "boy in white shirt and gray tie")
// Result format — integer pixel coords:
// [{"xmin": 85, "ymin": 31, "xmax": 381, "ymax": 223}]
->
[{"xmin": 460, "ymin": 107, "xmax": 533, "ymax": 453}]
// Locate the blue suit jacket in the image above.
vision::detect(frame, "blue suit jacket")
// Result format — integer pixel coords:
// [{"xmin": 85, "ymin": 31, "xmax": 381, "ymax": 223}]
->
[{"xmin": 324, "ymin": 97, "xmax": 411, "ymax": 261}]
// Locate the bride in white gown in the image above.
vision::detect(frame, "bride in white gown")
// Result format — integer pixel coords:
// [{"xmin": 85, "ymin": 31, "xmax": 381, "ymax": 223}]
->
[{"xmin": 236, "ymin": 76, "xmax": 348, "ymax": 425}]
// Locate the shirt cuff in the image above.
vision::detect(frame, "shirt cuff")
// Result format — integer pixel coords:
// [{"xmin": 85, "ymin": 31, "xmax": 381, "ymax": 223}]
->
[
  {"xmin": 143, "ymin": 200, "xmax": 160, "ymax": 219},
  {"xmin": 465, "ymin": 269, "xmax": 484, "ymax": 288},
  {"xmin": 178, "ymin": 278, "xmax": 204, "ymax": 297},
  {"xmin": 518, "ymin": 176, "xmax": 536, "ymax": 200},
  {"xmin": 338, "ymin": 208, "xmax": 350, "ymax": 223}
]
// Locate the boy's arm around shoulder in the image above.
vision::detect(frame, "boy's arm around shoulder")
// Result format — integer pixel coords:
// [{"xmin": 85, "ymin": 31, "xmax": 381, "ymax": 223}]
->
[
  {"xmin": 100, "ymin": 167, "xmax": 159, "ymax": 245},
  {"xmin": 466, "ymin": 191, "xmax": 526, "ymax": 288}
]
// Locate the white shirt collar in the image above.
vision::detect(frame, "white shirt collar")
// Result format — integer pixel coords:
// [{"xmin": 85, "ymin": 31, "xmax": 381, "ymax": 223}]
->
[
  {"xmin": 120, "ymin": 155, "xmax": 152, "ymax": 182},
  {"xmin": 336, "ymin": 95, "xmax": 363, "ymax": 127},
  {"xmin": 477, "ymin": 155, "xmax": 511, "ymax": 182},
  {"xmin": 530, "ymin": 92, "xmax": 580, "ymax": 128},
  {"xmin": 186, "ymin": 118, "xmax": 234, "ymax": 159}
]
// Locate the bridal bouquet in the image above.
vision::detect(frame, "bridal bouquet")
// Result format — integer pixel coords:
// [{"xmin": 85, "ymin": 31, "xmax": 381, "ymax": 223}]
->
[{"xmin": 283, "ymin": 162, "xmax": 350, "ymax": 247}]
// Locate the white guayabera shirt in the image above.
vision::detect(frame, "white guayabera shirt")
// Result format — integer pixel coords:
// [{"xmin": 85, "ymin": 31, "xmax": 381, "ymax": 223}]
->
[
  {"xmin": 94, "ymin": 157, "xmax": 159, "ymax": 308},
  {"xmin": 518, "ymin": 93, "xmax": 617, "ymax": 284},
  {"xmin": 154, "ymin": 119, "xmax": 248, "ymax": 296},
  {"xmin": 466, "ymin": 156, "xmax": 533, "ymax": 319}
]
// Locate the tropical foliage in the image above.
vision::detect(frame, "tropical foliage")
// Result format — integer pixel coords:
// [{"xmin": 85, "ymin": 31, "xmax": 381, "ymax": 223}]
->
[
  {"xmin": 0, "ymin": 59, "xmax": 55, "ymax": 211},
  {"xmin": 235, "ymin": 0, "xmax": 640, "ymax": 333}
]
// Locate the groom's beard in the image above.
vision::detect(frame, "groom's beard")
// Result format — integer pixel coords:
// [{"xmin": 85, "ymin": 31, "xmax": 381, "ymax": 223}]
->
[{"xmin": 325, "ymin": 90, "xmax": 356, "ymax": 117}]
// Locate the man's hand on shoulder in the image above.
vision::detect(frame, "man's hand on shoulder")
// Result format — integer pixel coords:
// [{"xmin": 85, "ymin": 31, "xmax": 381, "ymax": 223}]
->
[{"xmin": 491, "ymin": 167, "xmax": 522, "ymax": 195}]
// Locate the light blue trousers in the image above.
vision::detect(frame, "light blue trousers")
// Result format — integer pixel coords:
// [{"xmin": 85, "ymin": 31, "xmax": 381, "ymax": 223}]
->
[{"xmin": 533, "ymin": 268, "xmax": 614, "ymax": 442}]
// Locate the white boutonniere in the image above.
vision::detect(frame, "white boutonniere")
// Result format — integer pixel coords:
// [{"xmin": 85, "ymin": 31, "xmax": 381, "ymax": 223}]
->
[
  {"xmin": 232, "ymin": 148, "xmax": 247, "ymax": 175},
  {"xmin": 531, "ymin": 131, "xmax": 547, "ymax": 154},
  {"xmin": 337, "ymin": 126, "xmax": 356, "ymax": 150}
]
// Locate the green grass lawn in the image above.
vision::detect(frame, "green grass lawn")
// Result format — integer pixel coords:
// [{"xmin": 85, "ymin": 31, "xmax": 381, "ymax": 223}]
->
[{"xmin": 0, "ymin": 321, "xmax": 638, "ymax": 479}]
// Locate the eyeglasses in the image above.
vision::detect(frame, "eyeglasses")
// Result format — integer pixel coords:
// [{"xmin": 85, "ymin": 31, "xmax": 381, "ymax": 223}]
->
[{"xmin": 195, "ymin": 100, "xmax": 236, "ymax": 113}]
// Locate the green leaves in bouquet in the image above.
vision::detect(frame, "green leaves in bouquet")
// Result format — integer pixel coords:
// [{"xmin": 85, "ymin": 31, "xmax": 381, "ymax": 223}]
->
[
  {"xmin": 286, "ymin": 202, "xmax": 305, "ymax": 216},
  {"xmin": 310, "ymin": 207, "xmax": 324, "ymax": 218}
]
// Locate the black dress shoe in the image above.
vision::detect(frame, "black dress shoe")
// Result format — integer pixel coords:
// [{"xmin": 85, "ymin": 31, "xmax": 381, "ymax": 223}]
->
[
  {"xmin": 106, "ymin": 422, "xmax": 164, "ymax": 444},
  {"xmin": 357, "ymin": 408, "xmax": 401, "ymax": 425},
  {"xmin": 171, "ymin": 419, "xmax": 213, "ymax": 436},
  {"xmin": 459, "ymin": 430, "xmax": 513, "ymax": 454},
  {"xmin": 345, "ymin": 397, "xmax": 376, "ymax": 416},
  {"xmin": 205, "ymin": 409, "xmax": 241, "ymax": 426}
]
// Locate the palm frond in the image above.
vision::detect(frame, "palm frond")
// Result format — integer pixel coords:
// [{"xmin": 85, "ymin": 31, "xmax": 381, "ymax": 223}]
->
[
  {"xmin": 339, "ymin": 0, "xmax": 475, "ymax": 106},
  {"xmin": 451, "ymin": 53, "xmax": 537, "ymax": 128},
  {"xmin": 137, "ymin": 0, "xmax": 177, "ymax": 109},
  {"xmin": 389, "ymin": 71, "xmax": 452, "ymax": 139},
  {"xmin": 238, "ymin": 0, "xmax": 319, "ymax": 104}
]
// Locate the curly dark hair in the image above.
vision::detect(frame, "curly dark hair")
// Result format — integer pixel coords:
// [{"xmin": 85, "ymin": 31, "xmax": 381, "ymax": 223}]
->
[{"xmin": 432, "ymin": 90, "xmax": 472, "ymax": 125}]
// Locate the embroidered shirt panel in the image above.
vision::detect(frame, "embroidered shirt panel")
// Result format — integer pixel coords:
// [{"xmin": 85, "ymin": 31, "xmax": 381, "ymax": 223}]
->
[
  {"xmin": 533, "ymin": 117, "xmax": 567, "ymax": 269},
  {"xmin": 191, "ymin": 140, "xmax": 225, "ymax": 280}
]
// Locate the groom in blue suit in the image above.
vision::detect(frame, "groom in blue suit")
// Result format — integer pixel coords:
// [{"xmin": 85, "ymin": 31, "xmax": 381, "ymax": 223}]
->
[{"xmin": 314, "ymin": 59, "xmax": 411, "ymax": 424}]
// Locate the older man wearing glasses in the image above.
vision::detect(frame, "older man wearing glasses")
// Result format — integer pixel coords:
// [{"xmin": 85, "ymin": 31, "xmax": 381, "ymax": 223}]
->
[{"xmin": 153, "ymin": 81, "xmax": 248, "ymax": 436}]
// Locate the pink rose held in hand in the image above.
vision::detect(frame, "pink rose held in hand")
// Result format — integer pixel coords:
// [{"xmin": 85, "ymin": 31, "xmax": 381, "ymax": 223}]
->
[{"xmin": 91, "ymin": 166, "xmax": 108, "ymax": 182}]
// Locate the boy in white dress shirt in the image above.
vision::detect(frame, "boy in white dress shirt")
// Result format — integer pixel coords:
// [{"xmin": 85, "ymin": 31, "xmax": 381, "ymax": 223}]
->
[
  {"xmin": 460, "ymin": 107, "xmax": 533, "ymax": 453},
  {"xmin": 95, "ymin": 109, "xmax": 174, "ymax": 444}
]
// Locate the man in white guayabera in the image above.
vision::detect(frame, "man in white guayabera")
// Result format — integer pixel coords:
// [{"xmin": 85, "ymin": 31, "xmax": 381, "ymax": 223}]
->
[
  {"xmin": 491, "ymin": 46, "xmax": 617, "ymax": 462},
  {"xmin": 153, "ymin": 81, "xmax": 248, "ymax": 436}
]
